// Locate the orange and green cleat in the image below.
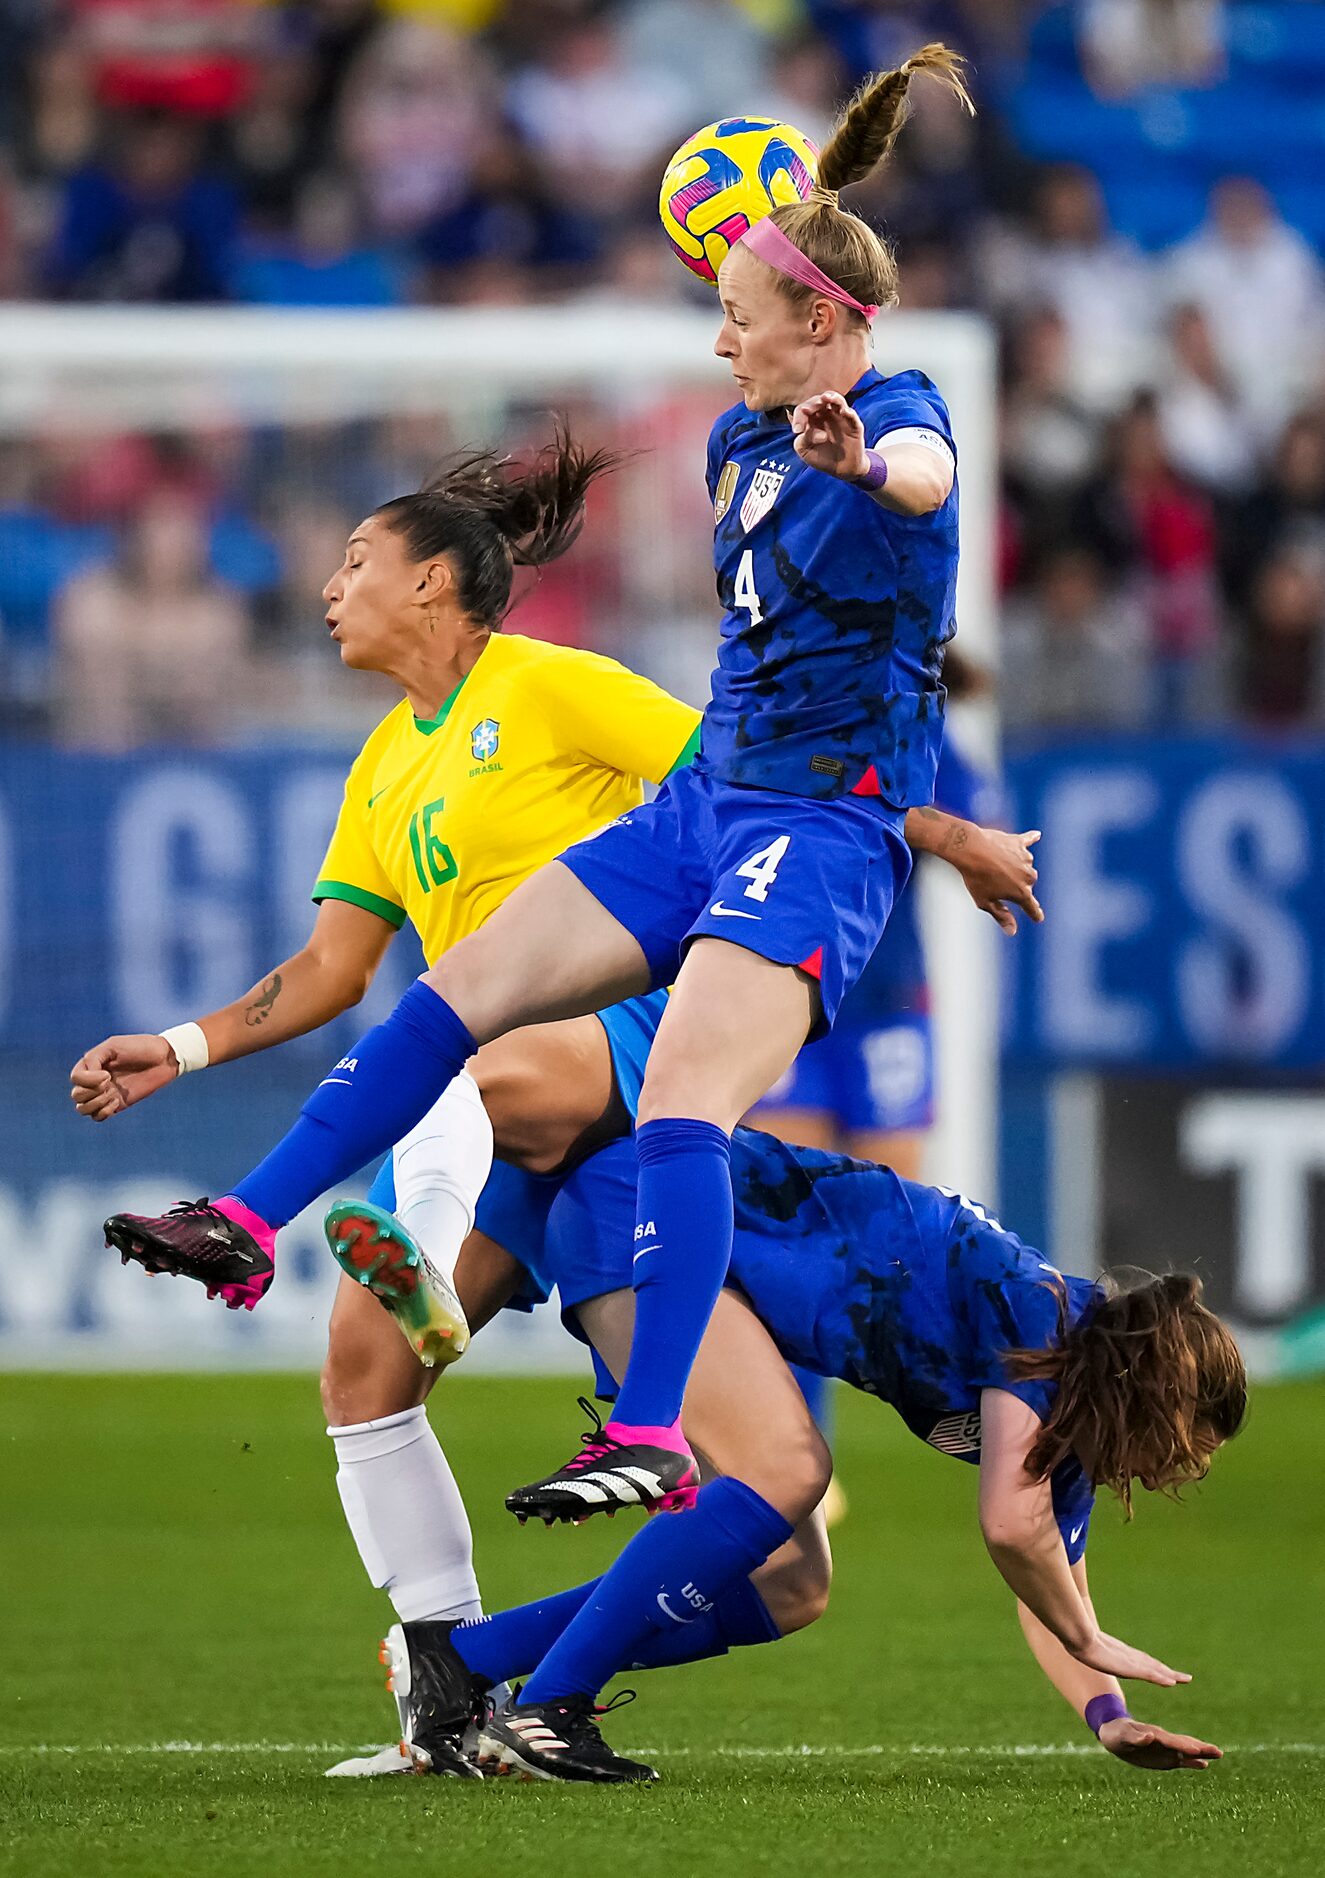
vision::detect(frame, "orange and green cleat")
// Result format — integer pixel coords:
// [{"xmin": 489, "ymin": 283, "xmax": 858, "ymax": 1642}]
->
[{"xmin": 323, "ymin": 1198, "xmax": 470, "ymax": 1369}]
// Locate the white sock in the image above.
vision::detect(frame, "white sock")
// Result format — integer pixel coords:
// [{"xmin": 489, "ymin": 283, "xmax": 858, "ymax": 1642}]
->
[
  {"xmin": 329, "ymin": 1405, "xmax": 483, "ymax": 1625},
  {"xmin": 391, "ymin": 1068, "xmax": 494, "ymax": 1286}
]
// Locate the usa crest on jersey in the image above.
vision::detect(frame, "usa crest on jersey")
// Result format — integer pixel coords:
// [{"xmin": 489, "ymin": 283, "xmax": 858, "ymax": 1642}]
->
[
  {"xmin": 740, "ymin": 465, "xmax": 785, "ymax": 532},
  {"xmin": 471, "ymin": 718, "xmax": 499, "ymax": 762},
  {"xmin": 713, "ymin": 461, "xmax": 739, "ymax": 524}
]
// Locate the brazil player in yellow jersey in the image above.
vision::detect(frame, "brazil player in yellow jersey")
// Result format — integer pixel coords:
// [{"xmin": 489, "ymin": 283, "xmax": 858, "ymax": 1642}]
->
[
  {"xmin": 314, "ymin": 577, "xmax": 699, "ymax": 967},
  {"xmin": 75, "ymin": 435, "xmax": 699, "ymax": 1337}
]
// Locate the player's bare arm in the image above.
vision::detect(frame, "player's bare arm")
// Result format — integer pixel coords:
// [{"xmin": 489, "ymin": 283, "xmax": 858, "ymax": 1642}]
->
[
  {"xmin": 1016, "ymin": 1559, "xmax": 1221, "ymax": 1771},
  {"xmin": 69, "ymin": 897, "xmax": 395, "ymax": 1121},
  {"xmin": 978, "ymin": 1388, "xmax": 1189, "ymax": 1687},
  {"xmin": 791, "ymin": 391, "xmax": 954, "ymax": 515},
  {"xmin": 904, "ymin": 808, "xmax": 1043, "ymax": 932}
]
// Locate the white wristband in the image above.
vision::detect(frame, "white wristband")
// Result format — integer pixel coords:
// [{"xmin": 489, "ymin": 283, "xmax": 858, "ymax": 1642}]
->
[{"xmin": 159, "ymin": 1022, "xmax": 210, "ymax": 1076}]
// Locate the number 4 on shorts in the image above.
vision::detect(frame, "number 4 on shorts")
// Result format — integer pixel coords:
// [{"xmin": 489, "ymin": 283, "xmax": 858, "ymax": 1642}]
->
[{"xmin": 736, "ymin": 834, "xmax": 790, "ymax": 902}]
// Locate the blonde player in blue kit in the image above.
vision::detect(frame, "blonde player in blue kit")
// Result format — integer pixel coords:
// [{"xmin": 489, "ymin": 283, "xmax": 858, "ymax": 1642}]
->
[{"xmin": 90, "ymin": 47, "xmax": 1011, "ymax": 1530}]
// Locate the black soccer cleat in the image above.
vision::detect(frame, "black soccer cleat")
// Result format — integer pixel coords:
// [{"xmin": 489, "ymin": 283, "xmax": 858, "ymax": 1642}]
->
[
  {"xmin": 379, "ymin": 1621, "xmax": 489, "ymax": 1779},
  {"xmin": 505, "ymin": 1398, "xmax": 699, "ymax": 1525},
  {"xmin": 103, "ymin": 1197, "xmax": 276, "ymax": 1311},
  {"xmin": 477, "ymin": 1691, "xmax": 657, "ymax": 1784}
]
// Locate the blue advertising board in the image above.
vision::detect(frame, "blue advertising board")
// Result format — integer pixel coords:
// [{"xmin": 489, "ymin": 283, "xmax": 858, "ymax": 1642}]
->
[
  {"xmin": 0, "ymin": 745, "xmax": 567, "ymax": 1369},
  {"xmin": 1004, "ymin": 737, "xmax": 1325, "ymax": 1072}
]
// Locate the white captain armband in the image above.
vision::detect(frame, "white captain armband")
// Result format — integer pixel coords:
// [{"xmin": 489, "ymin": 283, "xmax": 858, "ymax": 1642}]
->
[{"xmin": 874, "ymin": 426, "xmax": 957, "ymax": 474}]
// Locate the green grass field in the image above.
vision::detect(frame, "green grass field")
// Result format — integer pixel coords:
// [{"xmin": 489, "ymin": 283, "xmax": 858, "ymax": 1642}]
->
[{"xmin": 2, "ymin": 1373, "xmax": 1322, "ymax": 1878}]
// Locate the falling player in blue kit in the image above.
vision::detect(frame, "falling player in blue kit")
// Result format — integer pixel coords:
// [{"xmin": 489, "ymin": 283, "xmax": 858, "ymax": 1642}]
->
[
  {"xmin": 355, "ymin": 1126, "xmax": 1245, "ymax": 1783},
  {"xmin": 104, "ymin": 46, "xmax": 983, "ymax": 1520}
]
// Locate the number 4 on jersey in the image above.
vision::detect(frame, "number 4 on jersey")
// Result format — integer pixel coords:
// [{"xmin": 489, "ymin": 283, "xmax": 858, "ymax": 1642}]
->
[
  {"xmin": 734, "ymin": 549, "xmax": 762, "ymax": 624},
  {"xmin": 736, "ymin": 834, "xmax": 790, "ymax": 902}
]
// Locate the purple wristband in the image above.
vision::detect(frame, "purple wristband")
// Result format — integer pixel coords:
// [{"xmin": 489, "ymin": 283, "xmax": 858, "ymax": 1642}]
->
[
  {"xmin": 1085, "ymin": 1694, "xmax": 1129, "ymax": 1737},
  {"xmin": 853, "ymin": 448, "xmax": 889, "ymax": 492}
]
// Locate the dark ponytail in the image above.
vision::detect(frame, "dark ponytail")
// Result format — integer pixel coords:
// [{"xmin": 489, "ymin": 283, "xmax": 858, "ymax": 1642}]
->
[
  {"xmin": 374, "ymin": 429, "xmax": 622, "ymax": 631},
  {"xmin": 1003, "ymin": 1272, "xmax": 1248, "ymax": 1517}
]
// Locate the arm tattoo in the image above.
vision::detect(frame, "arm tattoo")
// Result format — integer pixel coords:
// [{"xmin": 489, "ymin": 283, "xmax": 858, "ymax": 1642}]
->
[
  {"xmin": 907, "ymin": 805, "xmax": 971, "ymax": 858},
  {"xmin": 244, "ymin": 972, "xmax": 283, "ymax": 1028}
]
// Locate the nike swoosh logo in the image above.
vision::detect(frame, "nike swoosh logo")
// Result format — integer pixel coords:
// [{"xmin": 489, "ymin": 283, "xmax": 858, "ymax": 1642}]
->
[
  {"xmin": 656, "ymin": 1592, "xmax": 693, "ymax": 1625},
  {"xmin": 367, "ymin": 784, "xmax": 396, "ymax": 809},
  {"xmin": 1070, "ymin": 1522, "xmax": 1086, "ymax": 1546},
  {"xmin": 708, "ymin": 901, "xmax": 760, "ymax": 920}
]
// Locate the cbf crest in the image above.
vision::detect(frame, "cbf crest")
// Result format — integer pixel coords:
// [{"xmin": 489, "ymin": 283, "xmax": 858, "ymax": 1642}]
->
[
  {"xmin": 713, "ymin": 461, "xmax": 739, "ymax": 524},
  {"xmin": 739, "ymin": 463, "xmax": 786, "ymax": 532},
  {"xmin": 470, "ymin": 718, "xmax": 500, "ymax": 762}
]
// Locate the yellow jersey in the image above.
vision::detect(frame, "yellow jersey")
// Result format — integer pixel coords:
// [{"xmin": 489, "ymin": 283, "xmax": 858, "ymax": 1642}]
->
[{"xmin": 312, "ymin": 633, "xmax": 701, "ymax": 965}]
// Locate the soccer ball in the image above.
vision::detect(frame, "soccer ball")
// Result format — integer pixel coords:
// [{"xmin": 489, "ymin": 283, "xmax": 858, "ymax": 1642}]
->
[{"xmin": 659, "ymin": 116, "xmax": 819, "ymax": 285}]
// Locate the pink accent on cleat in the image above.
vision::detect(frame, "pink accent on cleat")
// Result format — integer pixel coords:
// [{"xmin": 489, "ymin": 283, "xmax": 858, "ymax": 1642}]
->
[
  {"xmin": 203, "ymin": 1195, "xmax": 277, "ymax": 1310},
  {"xmin": 605, "ymin": 1420, "xmax": 699, "ymax": 1513},
  {"xmin": 211, "ymin": 1195, "xmax": 277, "ymax": 1253},
  {"xmin": 602, "ymin": 1419, "xmax": 690, "ymax": 1455}
]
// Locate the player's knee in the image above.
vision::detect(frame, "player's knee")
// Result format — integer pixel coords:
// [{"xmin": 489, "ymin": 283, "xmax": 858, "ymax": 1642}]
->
[
  {"xmin": 758, "ymin": 1536, "xmax": 833, "ymax": 1637},
  {"xmin": 320, "ymin": 1324, "xmax": 428, "ymax": 1425},
  {"xmin": 637, "ymin": 1053, "xmax": 738, "ymax": 1132},
  {"xmin": 735, "ymin": 1424, "xmax": 831, "ymax": 1528},
  {"xmin": 776, "ymin": 1568, "xmax": 831, "ymax": 1636},
  {"xmin": 423, "ymin": 945, "xmax": 503, "ymax": 1045},
  {"xmin": 473, "ymin": 1058, "xmax": 566, "ymax": 1175}
]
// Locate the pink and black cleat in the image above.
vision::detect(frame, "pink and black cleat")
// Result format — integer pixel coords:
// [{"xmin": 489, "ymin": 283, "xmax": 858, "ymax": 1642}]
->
[
  {"xmin": 103, "ymin": 1196, "xmax": 276, "ymax": 1311},
  {"xmin": 504, "ymin": 1397, "xmax": 699, "ymax": 1526}
]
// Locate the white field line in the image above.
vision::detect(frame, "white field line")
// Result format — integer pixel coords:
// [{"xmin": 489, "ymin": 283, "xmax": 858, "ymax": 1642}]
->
[{"xmin": 2, "ymin": 1742, "xmax": 1323, "ymax": 1759}]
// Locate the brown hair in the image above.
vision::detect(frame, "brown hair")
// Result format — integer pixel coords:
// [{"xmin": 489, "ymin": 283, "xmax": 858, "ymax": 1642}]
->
[
  {"xmin": 765, "ymin": 43, "xmax": 974, "ymax": 318},
  {"xmin": 1003, "ymin": 1273, "xmax": 1247, "ymax": 1517},
  {"xmin": 375, "ymin": 429, "xmax": 621, "ymax": 631}
]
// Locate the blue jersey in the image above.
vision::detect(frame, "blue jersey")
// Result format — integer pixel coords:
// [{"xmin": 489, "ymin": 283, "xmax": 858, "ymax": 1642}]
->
[
  {"xmin": 698, "ymin": 368, "xmax": 959, "ymax": 805},
  {"xmin": 845, "ymin": 732, "xmax": 1003, "ymax": 1022},
  {"xmin": 484, "ymin": 1127, "xmax": 1100, "ymax": 1563}
]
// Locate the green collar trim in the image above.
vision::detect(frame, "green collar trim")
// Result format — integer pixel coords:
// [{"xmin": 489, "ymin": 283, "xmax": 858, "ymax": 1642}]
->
[{"xmin": 413, "ymin": 676, "xmax": 467, "ymax": 736}]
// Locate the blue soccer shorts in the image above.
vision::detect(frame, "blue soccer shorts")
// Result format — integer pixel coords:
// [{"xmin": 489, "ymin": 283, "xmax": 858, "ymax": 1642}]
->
[{"xmin": 560, "ymin": 764, "xmax": 912, "ymax": 1033}]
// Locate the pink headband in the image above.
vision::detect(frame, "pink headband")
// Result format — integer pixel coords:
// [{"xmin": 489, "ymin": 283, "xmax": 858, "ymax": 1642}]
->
[{"xmin": 737, "ymin": 216, "xmax": 879, "ymax": 321}]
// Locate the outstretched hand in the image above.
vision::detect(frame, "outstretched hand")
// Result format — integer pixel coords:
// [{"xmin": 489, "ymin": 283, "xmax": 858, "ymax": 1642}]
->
[
  {"xmin": 952, "ymin": 826, "xmax": 1043, "ymax": 935},
  {"xmin": 1099, "ymin": 1715, "xmax": 1222, "ymax": 1772},
  {"xmin": 790, "ymin": 391, "xmax": 868, "ymax": 481},
  {"xmin": 1072, "ymin": 1630, "xmax": 1191, "ymax": 1688},
  {"xmin": 70, "ymin": 1034, "xmax": 179, "ymax": 1121}
]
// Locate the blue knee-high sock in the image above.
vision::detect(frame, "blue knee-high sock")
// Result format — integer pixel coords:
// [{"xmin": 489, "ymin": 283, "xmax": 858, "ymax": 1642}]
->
[
  {"xmin": 454, "ymin": 1582, "xmax": 597, "ymax": 1685},
  {"xmin": 232, "ymin": 980, "xmax": 475, "ymax": 1228},
  {"xmin": 453, "ymin": 1572, "xmax": 781, "ymax": 1686},
  {"xmin": 519, "ymin": 1476, "xmax": 792, "ymax": 1705},
  {"xmin": 628, "ymin": 1572, "xmax": 781, "ymax": 1671},
  {"xmin": 613, "ymin": 1118, "xmax": 733, "ymax": 1429}
]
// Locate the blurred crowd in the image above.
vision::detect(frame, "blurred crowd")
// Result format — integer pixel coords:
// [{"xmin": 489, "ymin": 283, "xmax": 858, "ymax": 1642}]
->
[{"xmin": 0, "ymin": 0, "xmax": 1323, "ymax": 745}]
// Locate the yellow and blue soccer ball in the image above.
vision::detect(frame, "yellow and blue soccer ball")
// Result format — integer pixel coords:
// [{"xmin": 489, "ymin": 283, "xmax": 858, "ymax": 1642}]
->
[{"xmin": 659, "ymin": 116, "xmax": 819, "ymax": 285}]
